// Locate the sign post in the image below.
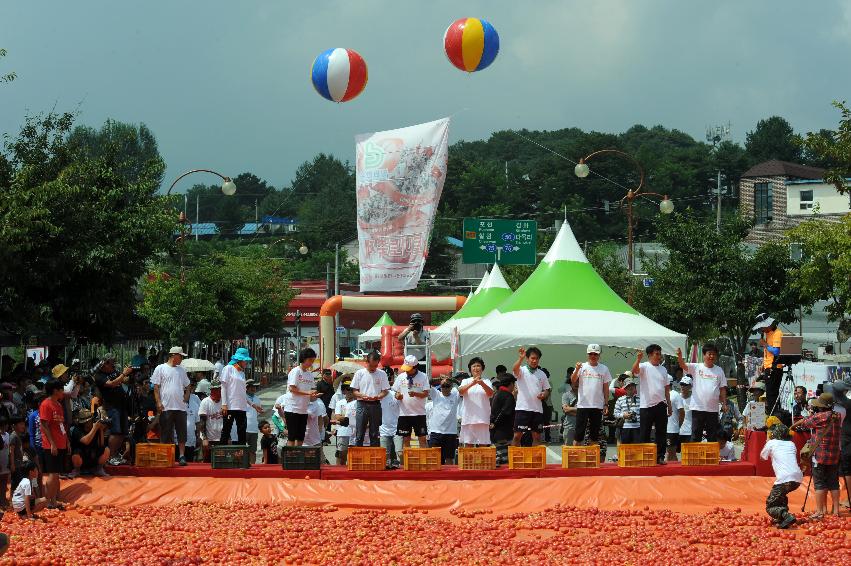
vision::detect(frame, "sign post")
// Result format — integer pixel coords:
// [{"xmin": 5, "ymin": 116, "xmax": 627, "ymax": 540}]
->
[{"xmin": 462, "ymin": 218, "xmax": 537, "ymax": 265}]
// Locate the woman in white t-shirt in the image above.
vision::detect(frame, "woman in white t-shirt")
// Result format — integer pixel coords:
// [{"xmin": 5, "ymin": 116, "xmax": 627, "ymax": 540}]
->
[
  {"xmin": 284, "ymin": 348, "xmax": 321, "ymax": 447},
  {"xmin": 458, "ymin": 357, "xmax": 494, "ymax": 447},
  {"xmin": 570, "ymin": 344, "xmax": 612, "ymax": 447}
]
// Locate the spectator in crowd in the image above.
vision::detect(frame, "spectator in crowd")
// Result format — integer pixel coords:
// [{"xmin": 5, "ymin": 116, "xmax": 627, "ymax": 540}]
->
[
  {"xmin": 666, "ymin": 381, "xmax": 686, "ymax": 462},
  {"xmin": 378, "ymin": 381, "xmax": 399, "ymax": 467},
  {"xmin": 678, "ymin": 376, "xmax": 694, "ymax": 448},
  {"xmin": 93, "ymin": 353, "xmax": 132, "ymax": 466},
  {"xmin": 429, "ymin": 377, "xmax": 461, "ymax": 464},
  {"xmin": 0, "ymin": 418, "xmax": 8, "ymax": 506},
  {"xmin": 220, "ymin": 348, "xmax": 252, "ymax": 445},
  {"xmin": 792, "ymin": 386, "xmax": 810, "ymax": 424},
  {"xmin": 718, "ymin": 430, "xmax": 737, "ymax": 461},
  {"xmin": 68, "ymin": 409, "xmax": 110, "ymax": 478},
  {"xmin": 302, "ymin": 397, "xmax": 327, "ymax": 448},
  {"xmin": 9, "ymin": 416, "xmax": 36, "ymax": 493},
  {"xmin": 742, "ymin": 382, "xmax": 767, "ymax": 431},
  {"xmin": 512, "ymin": 347, "xmax": 551, "ymax": 446},
  {"xmin": 51, "ymin": 364, "xmax": 75, "ymax": 431},
  {"xmin": 760, "ymin": 423, "xmax": 801, "ymax": 529},
  {"xmin": 70, "ymin": 374, "xmax": 93, "ymax": 417},
  {"xmin": 571, "ymin": 344, "xmax": 611, "ymax": 449},
  {"xmin": 245, "ymin": 380, "xmax": 263, "ymax": 463},
  {"xmin": 151, "ymin": 347, "xmax": 190, "ymax": 466},
  {"xmin": 184, "ymin": 381, "xmax": 201, "ymax": 462},
  {"xmin": 39, "ymin": 380, "xmax": 67, "ymax": 510},
  {"xmin": 720, "ymin": 395, "xmax": 742, "ymax": 439},
  {"xmin": 633, "ymin": 344, "xmax": 673, "ymax": 464},
  {"xmin": 198, "ymin": 379, "xmax": 224, "ymax": 463},
  {"xmin": 677, "ymin": 343, "xmax": 726, "ymax": 443},
  {"xmin": 316, "ymin": 368, "xmax": 336, "ymax": 436},
  {"xmin": 352, "ymin": 351, "xmax": 390, "ymax": 447},
  {"xmin": 494, "ymin": 365, "xmax": 507, "ymax": 376},
  {"xmin": 130, "ymin": 347, "xmax": 147, "ymax": 368},
  {"xmin": 392, "ymin": 355, "xmax": 430, "ymax": 451},
  {"xmin": 792, "ymin": 393, "xmax": 842, "ymax": 519},
  {"xmin": 284, "ymin": 348, "xmax": 320, "ymax": 448},
  {"xmin": 26, "ymin": 393, "xmax": 44, "ymax": 464},
  {"xmin": 614, "ymin": 378, "xmax": 641, "ymax": 444},
  {"xmin": 561, "ymin": 369, "xmax": 578, "ymax": 446},
  {"xmin": 334, "ymin": 384, "xmax": 357, "ymax": 466},
  {"xmin": 195, "ymin": 372, "xmax": 212, "ymax": 401},
  {"xmin": 491, "ymin": 374, "xmax": 516, "ymax": 464},
  {"xmin": 11, "ymin": 462, "xmax": 44, "ymax": 520},
  {"xmin": 458, "ymin": 358, "xmax": 493, "ymax": 448},
  {"xmin": 259, "ymin": 420, "xmax": 279, "ymax": 465}
]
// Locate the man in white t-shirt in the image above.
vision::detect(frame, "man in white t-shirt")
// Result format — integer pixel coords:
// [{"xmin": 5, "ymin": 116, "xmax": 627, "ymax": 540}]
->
[
  {"xmin": 198, "ymin": 379, "xmax": 223, "ymax": 462},
  {"xmin": 633, "ymin": 344, "xmax": 673, "ymax": 465},
  {"xmin": 760, "ymin": 423, "xmax": 802, "ymax": 529},
  {"xmin": 511, "ymin": 347, "xmax": 551, "ymax": 446},
  {"xmin": 570, "ymin": 344, "xmax": 611, "ymax": 448},
  {"xmin": 392, "ymin": 355, "xmax": 431, "ymax": 450},
  {"xmin": 183, "ymin": 382, "xmax": 202, "ymax": 462},
  {"xmin": 151, "ymin": 346, "xmax": 190, "ymax": 466},
  {"xmin": 678, "ymin": 343, "xmax": 727, "ymax": 443},
  {"xmin": 429, "ymin": 378, "xmax": 461, "ymax": 463},
  {"xmin": 666, "ymin": 385, "xmax": 685, "ymax": 462},
  {"xmin": 458, "ymin": 357, "xmax": 493, "ymax": 448},
  {"xmin": 351, "ymin": 351, "xmax": 390, "ymax": 447}
]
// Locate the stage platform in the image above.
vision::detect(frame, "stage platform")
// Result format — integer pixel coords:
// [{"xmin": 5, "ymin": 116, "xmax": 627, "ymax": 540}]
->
[{"xmin": 105, "ymin": 460, "xmax": 758, "ymax": 480}]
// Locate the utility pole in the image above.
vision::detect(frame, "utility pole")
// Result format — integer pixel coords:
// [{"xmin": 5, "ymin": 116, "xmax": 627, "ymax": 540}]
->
[
  {"xmin": 705, "ymin": 122, "xmax": 731, "ymax": 234},
  {"xmin": 716, "ymin": 169, "xmax": 722, "ymax": 233},
  {"xmin": 334, "ymin": 242, "xmax": 340, "ymax": 328},
  {"xmin": 195, "ymin": 194, "xmax": 200, "ymax": 241}
]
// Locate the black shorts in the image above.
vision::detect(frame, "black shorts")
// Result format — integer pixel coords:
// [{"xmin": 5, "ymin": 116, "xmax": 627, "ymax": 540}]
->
[
  {"xmin": 840, "ymin": 450, "xmax": 851, "ymax": 476},
  {"xmin": 813, "ymin": 463, "xmax": 840, "ymax": 491},
  {"xmin": 397, "ymin": 415, "xmax": 428, "ymax": 437},
  {"xmin": 667, "ymin": 433, "xmax": 682, "ymax": 452},
  {"xmin": 284, "ymin": 412, "xmax": 308, "ymax": 442},
  {"xmin": 513, "ymin": 410, "xmax": 543, "ymax": 433},
  {"xmin": 41, "ymin": 448, "xmax": 68, "ymax": 474}
]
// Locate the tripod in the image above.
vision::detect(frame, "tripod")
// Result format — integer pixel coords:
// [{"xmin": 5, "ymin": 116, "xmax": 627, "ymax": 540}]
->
[{"xmin": 767, "ymin": 365, "xmax": 796, "ymax": 419}]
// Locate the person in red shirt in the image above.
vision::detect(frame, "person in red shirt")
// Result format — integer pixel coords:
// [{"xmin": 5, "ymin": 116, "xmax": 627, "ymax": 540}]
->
[
  {"xmin": 39, "ymin": 379, "xmax": 68, "ymax": 511},
  {"xmin": 792, "ymin": 392, "xmax": 841, "ymax": 519}
]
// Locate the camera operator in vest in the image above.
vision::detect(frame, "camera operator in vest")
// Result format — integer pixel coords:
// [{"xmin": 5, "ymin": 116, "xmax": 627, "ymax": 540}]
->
[{"xmin": 753, "ymin": 313, "xmax": 784, "ymax": 417}]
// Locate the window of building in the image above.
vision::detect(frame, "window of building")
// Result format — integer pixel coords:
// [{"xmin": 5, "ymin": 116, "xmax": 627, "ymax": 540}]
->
[
  {"xmin": 799, "ymin": 189, "xmax": 814, "ymax": 210},
  {"xmin": 754, "ymin": 182, "xmax": 773, "ymax": 223}
]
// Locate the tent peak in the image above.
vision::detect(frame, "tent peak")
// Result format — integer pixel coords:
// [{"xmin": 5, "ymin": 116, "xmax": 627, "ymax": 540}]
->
[
  {"xmin": 484, "ymin": 263, "xmax": 511, "ymax": 290},
  {"xmin": 542, "ymin": 221, "xmax": 588, "ymax": 264},
  {"xmin": 473, "ymin": 270, "xmax": 490, "ymax": 295}
]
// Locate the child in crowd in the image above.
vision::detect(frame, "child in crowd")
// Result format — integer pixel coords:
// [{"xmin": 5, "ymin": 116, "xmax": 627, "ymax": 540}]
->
[
  {"xmin": 759, "ymin": 423, "xmax": 801, "ymax": 529},
  {"xmin": 718, "ymin": 430, "xmax": 737, "ymax": 461},
  {"xmin": 12, "ymin": 462, "xmax": 44, "ymax": 521},
  {"xmin": 259, "ymin": 421, "xmax": 279, "ymax": 465}
]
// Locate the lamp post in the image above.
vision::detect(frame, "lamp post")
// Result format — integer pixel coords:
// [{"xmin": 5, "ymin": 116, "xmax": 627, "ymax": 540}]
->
[
  {"xmin": 166, "ymin": 169, "xmax": 237, "ymax": 283},
  {"xmin": 265, "ymin": 237, "xmax": 309, "ymax": 256},
  {"xmin": 575, "ymin": 150, "xmax": 674, "ymax": 275}
]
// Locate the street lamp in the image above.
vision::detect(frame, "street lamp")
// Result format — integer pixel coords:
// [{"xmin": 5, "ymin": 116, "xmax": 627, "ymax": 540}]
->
[
  {"xmin": 165, "ymin": 169, "xmax": 237, "ymax": 283},
  {"xmin": 575, "ymin": 149, "xmax": 674, "ymax": 277},
  {"xmin": 266, "ymin": 237, "xmax": 309, "ymax": 256}
]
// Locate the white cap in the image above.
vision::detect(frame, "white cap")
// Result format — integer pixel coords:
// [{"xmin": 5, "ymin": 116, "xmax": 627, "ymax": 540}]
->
[
  {"xmin": 586, "ymin": 344, "xmax": 602, "ymax": 354},
  {"xmin": 400, "ymin": 354, "xmax": 419, "ymax": 372},
  {"xmin": 168, "ymin": 346, "xmax": 188, "ymax": 357},
  {"xmin": 680, "ymin": 375, "xmax": 693, "ymax": 386}
]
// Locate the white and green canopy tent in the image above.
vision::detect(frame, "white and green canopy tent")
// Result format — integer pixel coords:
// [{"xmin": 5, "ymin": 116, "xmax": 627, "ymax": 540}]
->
[
  {"xmin": 356, "ymin": 311, "xmax": 397, "ymax": 344},
  {"xmin": 431, "ymin": 265, "xmax": 513, "ymax": 358},
  {"xmin": 460, "ymin": 222, "xmax": 686, "ymax": 359}
]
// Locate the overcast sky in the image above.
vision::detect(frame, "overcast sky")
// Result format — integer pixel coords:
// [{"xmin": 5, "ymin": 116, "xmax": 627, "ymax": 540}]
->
[{"xmin": 2, "ymin": 1, "xmax": 850, "ymax": 190}]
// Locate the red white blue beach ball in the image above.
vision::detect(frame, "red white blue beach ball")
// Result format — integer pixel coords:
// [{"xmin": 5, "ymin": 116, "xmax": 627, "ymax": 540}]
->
[{"xmin": 311, "ymin": 48, "xmax": 368, "ymax": 103}]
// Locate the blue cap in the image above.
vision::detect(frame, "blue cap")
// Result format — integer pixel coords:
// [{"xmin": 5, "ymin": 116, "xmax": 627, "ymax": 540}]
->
[{"xmin": 230, "ymin": 347, "xmax": 252, "ymax": 362}]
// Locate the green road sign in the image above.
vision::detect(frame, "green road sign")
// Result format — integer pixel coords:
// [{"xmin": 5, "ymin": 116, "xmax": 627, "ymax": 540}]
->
[{"xmin": 462, "ymin": 218, "xmax": 537, "ymax": 265}]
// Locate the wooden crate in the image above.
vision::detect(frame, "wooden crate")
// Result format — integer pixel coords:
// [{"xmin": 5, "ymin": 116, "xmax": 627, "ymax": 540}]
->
[
  {"xmin": 562, "ymin": 445, "xmax": 600, "ymax": 469},
  {"xmin": 508, "ymin": 446, "xmax": 547, "ymax": 470},
  {"xmin": 135, "ymin": 443, "xmax": 174, "ymax": 468},
  {"xmin": 617, "ymin": 443, "xmax": 657, "ymax": 467},
  {"xmin": 403, "ymin": 447, "xmax": 442, "ymax": 471},
  {"xmin": 457, "ymin": 447, "xmax": 497, "ymax": 470},
  {"xmin": 347, "ymin": 447, "xmax": 386, "ymax": 471},
  {"xmin": 681, "ymin": 442, "xmax": 720, "ymax": 466}
]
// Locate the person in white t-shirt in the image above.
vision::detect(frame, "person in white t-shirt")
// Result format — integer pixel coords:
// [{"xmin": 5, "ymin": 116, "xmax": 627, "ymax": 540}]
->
[
  {"xmin": 332, "ymin": 385, "xmax": 356, "ymax": 465},
  {"xmin": 379, "ymin": 388, "xmax": 401, "ymax": 468},
  {"xmin": 633, "ymin": 344, "xmax": 673, "ymax": 465},
  {"xmin": 284, "ymin": 348, "xmax": 322, "ymax": 447},
  {"xmin": 351, "ymin": 351, "xmax": 390, "ymax": 447},
  {"xmin": 183, "ymin": 382, "xmax": 201, "ymax": 462},
  {"xmin": 245, "ymin": 380, "xmax": 263, "ymax": 464},
  {"xmin": 677, "ymin": 343, "xmax": 727, "ymax": 443},
  {"xmin": 150, "ymin": 346, "xmax": 191, "ymax": 466},
  {"xmin": 511, "ymin": 347, "xmax": 551, "ymax": 446},
  {"xmin": 198, "ymin": 380, "xmax": 229, "ymax": 462},
  {"xmin": 429, "ymin": 378, "xmax": 461, "ymax": 463},
  {"xmin": 666, "ymin": 386, "xmax": 686, "ymax": 462},
  {"xmin": 302, "ymin": 399, "xmax": 327, "ymax": 448},
  {"xmin": 220, "ymin": 347, "xmax": 252, "ymax": 445},
  {"xmin": 392, "ymin": 355, "xmax": 431, "ymax": 450},
  {"xmin": 760, "ymin": 423, "xmax": 802, "ymax": 529},
  {"xmin": 570, "ymin": 344, "xmax": 611, "ymax": 448},
  {"xmin": 678, "ymin": 376, "xmax": 694, "ymax": 448},
  {"xmin": 459, "ymin": 357, "xmax": 494, "ymax": 448},
  {"xmin": 12, "ymin": 462, "xmax": 44, "ymax": 520}
]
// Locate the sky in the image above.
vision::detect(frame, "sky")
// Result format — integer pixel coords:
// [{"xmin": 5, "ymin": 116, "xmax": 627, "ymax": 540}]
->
[{"xmin": 2, "ymin": 0, "xmax": 851, "ymax": 191}]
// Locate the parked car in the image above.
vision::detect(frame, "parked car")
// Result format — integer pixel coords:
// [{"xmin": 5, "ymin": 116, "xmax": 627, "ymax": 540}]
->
[{"xmin": 350, "ymin": 348, "xmax": 367, "ymax": 359}]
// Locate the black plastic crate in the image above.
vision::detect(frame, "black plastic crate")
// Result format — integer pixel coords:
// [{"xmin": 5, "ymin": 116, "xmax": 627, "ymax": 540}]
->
[
  {"xmin": 281, "ymin": 446, "xmax": 322, "ymax": 470},
  {"xmin": 211, "ymin": 445, "xmax": 251, "ymax": 469}
]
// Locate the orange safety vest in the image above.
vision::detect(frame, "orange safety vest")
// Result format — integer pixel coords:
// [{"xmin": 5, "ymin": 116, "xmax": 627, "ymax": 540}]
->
[{"xmin": 763, "ymin": 328, "xmax": 783, "ymax": 369}]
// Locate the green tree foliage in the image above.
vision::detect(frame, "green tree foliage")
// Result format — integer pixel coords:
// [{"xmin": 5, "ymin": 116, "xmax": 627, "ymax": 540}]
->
[
  {"xmin": 745, "ymin": 116, "xmax": 802, "ymax": 164},
  {"xmin": 294, "ymin": 154, "xmax": 356, "ymax": 249},
  {"xmin": 639, "ymin": 212, "xmax": 804, "ymax": 354},
  {"xmin": 0, "ymin": 113, "xmax": 176, "ymax": 341},
  {"xmin": 799, "ymin": 101, "xmax": 851, "ymax": 193},
  {"xmin": 786, "ymin": 215, "xmax": 851, "ymax": 324},
  {"xmin": 186, "ymin": 172, "xmax": 275, "ymax": 236},
  {"xmin": 0, "ymin": 48, "xmax": 15, "ymax": 84},
  {"xmin": 138, "ymin": 254, "xmax": 297, "ymax": 344}
]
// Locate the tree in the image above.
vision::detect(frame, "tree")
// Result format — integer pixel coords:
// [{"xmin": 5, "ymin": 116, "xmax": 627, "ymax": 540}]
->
[
  {"xmin": 138, "ymin": 255, "xmax": 297, "ymax": 344},
  {"xmin": 745, "ymin": 116, "xmax": 802, "ymax": 164},
  {"xmin": 0, "ymin": 112, "xmax": 176, "ymax": 341},
  {"xmin": 294, "ymin": 154, "xmax": 356, "ymax": 249},
  {"xmin": 0, "ymin": 48, "xmax": 15, "ymax": 84},
  {"xmin": 799, "ymin": 101, "xmax": 851, "ymax": 194}
]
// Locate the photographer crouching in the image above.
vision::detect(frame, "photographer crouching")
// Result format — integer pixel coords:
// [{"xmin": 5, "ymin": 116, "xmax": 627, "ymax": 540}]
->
[{"xmin": 67, "ymin": 409, "xmax": 110, "ymax": 478}]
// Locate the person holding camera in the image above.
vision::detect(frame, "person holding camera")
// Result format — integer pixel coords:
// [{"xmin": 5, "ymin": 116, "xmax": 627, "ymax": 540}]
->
[
  {"xmin": 68, "ymin": 409, "xmax": 110, "ymax": 478},
  {"xmin": 613, "ymin": 378, "xmax": 641, "ymax": 444},
  {"xmin": 792, "ymin": 392, "xmax": 842, "ymax": 519},
  {"xmin": 398, "ymin": 313, "xmax": 429, "ymax": 361},
  {"xmin": 93, "ymin": 353, "xmax": 132, "ymax": 466},
  {"xmin": 753, "ymin": 313, "xmax": 784, "ymax": 416}
]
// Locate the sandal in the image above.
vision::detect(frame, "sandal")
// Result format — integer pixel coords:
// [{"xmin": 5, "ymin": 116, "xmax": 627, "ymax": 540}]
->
[{"xmin": 807, "ymin": 512, "xmax": 823, "ymax": 521}]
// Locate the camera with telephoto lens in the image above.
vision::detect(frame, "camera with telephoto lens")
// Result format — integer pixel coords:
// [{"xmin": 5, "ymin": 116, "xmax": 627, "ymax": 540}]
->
[{"xmin": 95, "ymin": 406, "xmax": 113, "ymax": 427}]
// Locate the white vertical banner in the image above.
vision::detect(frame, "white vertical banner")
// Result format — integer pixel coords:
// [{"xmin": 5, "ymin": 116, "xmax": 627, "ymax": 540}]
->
[{"xmin": 355, "ymin": 118, "xmax": 450, "ymax": 292}]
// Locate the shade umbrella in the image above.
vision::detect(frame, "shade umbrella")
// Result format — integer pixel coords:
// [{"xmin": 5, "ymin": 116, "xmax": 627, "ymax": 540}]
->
[
  {"xmin": 180, "ymin": 358, "xmax": 216, "ymax": 373},
  {"xmin": 331, "ymin": 360, "xmax": 365, "ymax": 374}
]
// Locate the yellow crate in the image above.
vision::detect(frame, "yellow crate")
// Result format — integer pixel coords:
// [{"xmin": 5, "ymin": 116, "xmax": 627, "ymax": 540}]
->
[
  {"xmin": 135, "ymin": 443, "xmax": 175, "ymax": 468},
  {"xmin": 403, "ymin": 447, "xmax": 442, "ymax": 471},
  {"xmin": 681, "ymin": 442, "xmax": 720, "ymax": 466},
  {"xmin": 457, "ymin": 447, "xmax": 497, "ymax": 470},
  {"xmin": 562, "ymin": 445, "xmax": 600, "ymax": 469},
  {"xmin": 347, "ymin": 447, "xmax": 386, "ymax": 471},
  {"xmin": 508, "ymin": 446, "xmax": 547, "ymax": 470},
  {"xmin": 617, "ymin": 443, "xmax": 657, "ymax": 467}
]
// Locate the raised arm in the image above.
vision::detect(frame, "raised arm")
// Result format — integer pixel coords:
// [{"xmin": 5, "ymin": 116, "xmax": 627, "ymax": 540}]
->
[
  {"xmin": 676, "ymin": 348, "xmax": 688, "ymax": 374},
  {"xmin": 513, "ymin": 348, "xmax": 526, "ymax": 378},
  {"xmin": 632, "ymin": 350, "xmax": 643, "ymax": 376}
]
